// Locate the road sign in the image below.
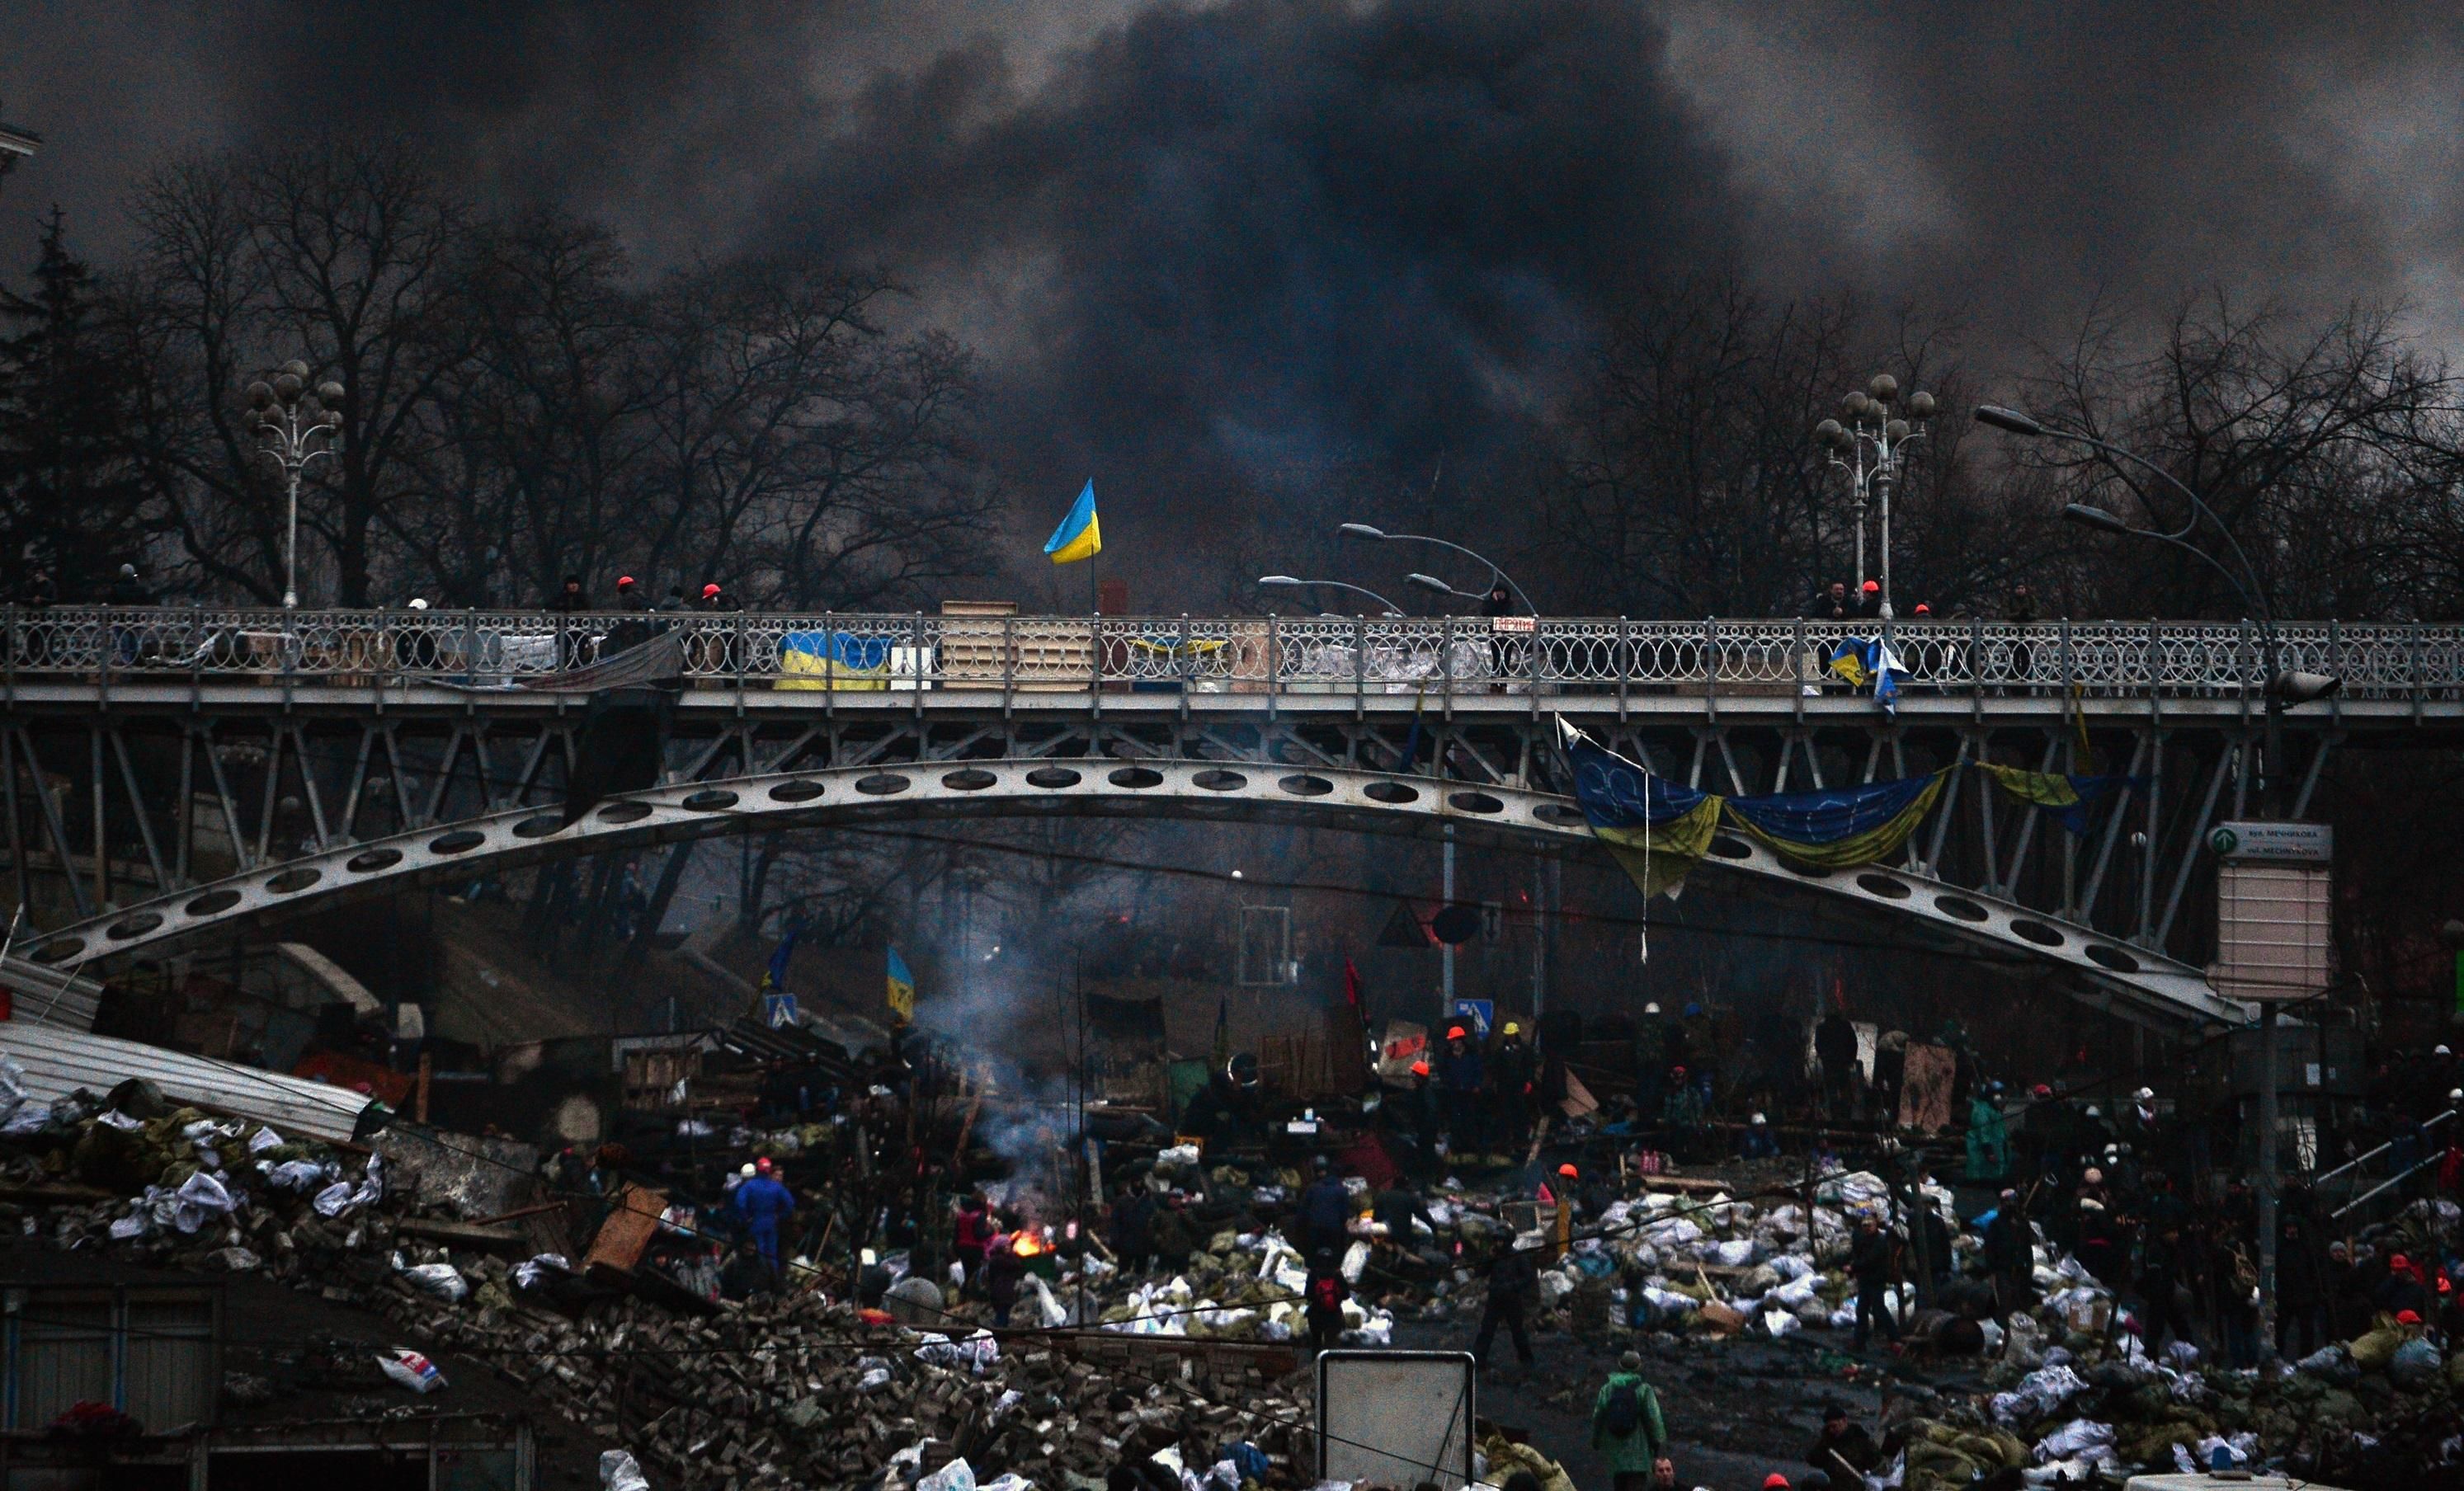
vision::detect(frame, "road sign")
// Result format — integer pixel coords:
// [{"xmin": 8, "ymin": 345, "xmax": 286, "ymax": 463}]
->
[
  {"xmin": 2212, "ymin": 863, "xmax": 2332, "ymax": 1002},
  {"xmin": 1449, "ymin": 999, "xmax": 1494, "ymax": 1038},
  {"xmin": 762, "ymin": 994, "xmax": 799, "ymax": 1028},
  {"xmin": 2209, "ymin": 821, "xmax": 2332, "ymax": 864}
]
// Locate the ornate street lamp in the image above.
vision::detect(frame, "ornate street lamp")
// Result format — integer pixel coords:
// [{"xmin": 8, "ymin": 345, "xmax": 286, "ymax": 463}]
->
[
  {"xmin": 246, "ymin": 361, "xmax": 343, "ymax": 610},
  {"xmin": 1814, "ymin": 376, "xmax": 1935, "ymax": 619}
]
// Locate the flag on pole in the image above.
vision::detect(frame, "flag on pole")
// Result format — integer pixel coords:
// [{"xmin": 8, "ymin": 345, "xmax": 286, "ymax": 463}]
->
[
  {"xmin": 887, "ymin": 947, "xmax": 916, "ymax": 1023},
  {"xmin": 1043, "ymin": 479, "xmax": 1101, "ymax": 565},
  {"xmin": 759, "ymin": 925, "xmax": 799, "ymax": 991}
]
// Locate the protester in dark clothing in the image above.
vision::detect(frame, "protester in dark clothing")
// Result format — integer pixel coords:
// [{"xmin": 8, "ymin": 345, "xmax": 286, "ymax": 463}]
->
[
  {"xmin": 106, "ymin": 563, "xmax": 148, "ymax": 607},
  {"xmin": 1807, "ymin": 1404, "xmax": 1882, "ymax": 1490},
  {"xmin": 2074, "ymin": 1197, "xmax": 2127, "ymax": 1287},
  {"xmin": 696, "ymin": 582, "xmax": 728, "ymax": 611},
  {"xmin": 718, "ymin": 1241, "xmax": 775, "ymax": 1300},
  {"xmin": 954, "ymin": 1192, "xmax": 996, "ymax": 1286},
  {"xmin": 1181, "ymin": 1058, "xmax": 1261, "ymax": 1148},
  {"xmin": 1849, "ymin": 1215, "xmax": 1901, "ymax": 1349},
  {"xmin": 1147, "ymin": 1192, "xmax": 1197, "ymax": 1272},
  {"xmin": 1815, "ymin": 1010, "xmax": 1859, "ymax": 1121},
  {"xmin": 2139, "ymin": 1221, "xmax": 2199, "ymax": 1353},
  {"xmin": 1436, "ymin": 1027, "xmax": 1486, "ymax": 1156},
  {"xmin": 2377, "ymin": 1253, "xmax": 2433, "ymax": 1320},
  {"xmin": 1982, "ymin": 1191, "xmax": 2034, "ymax": 1319},
  {"xmin": 985, "ymin": 1235, "xmax": 1027, "ymax": 1327},
  {"xmin": 2005, "ymin": 585, "xmax": 2039, "ymax": 624},
  {"xmin": 2276, "ymin": 1211, "xmax": 2329, "ymax": 1358},
  {"xmin": 1491, "ymin": 1023, "xmax": 1538, "ymax": 1150},
  {"xmin": 1105, "ymin": 1188, "xmax": 1152, "ymax": 1277},
  {"xmin": 1304, "ymin": 1248, "xmax": 1350, "ymax": 1356},
  {"xmin": 1373, "ymin": 1183, "xmax": 1435, "ymax": 1249},
  {"xmin": 1807, "ymin": 582, "xmax": 1857, "ymax": 622},
  {"xmin": 1473, "ymin": 1241, "xmax": 1539, "ymax": 1368},
  {"xmin": 1295, "ymin": 1159, "xmax": 1353, "ymax": 1256},
  {"xmin": 550, "ymin": 576, "xmax": 587, "ymax": 614}
]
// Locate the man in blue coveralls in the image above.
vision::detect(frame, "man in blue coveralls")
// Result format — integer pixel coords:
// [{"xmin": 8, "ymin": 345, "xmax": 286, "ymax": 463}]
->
[{"xmin": 733, "ymin": 1155, "xmax": 796, "ymax": 1276}]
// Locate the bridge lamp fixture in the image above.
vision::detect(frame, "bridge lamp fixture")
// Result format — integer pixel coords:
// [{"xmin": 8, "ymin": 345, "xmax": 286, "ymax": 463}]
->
[
  {"xmin": 246, "ymin": 361, "xmax": 345, "ymax": 610},
  {"xmin": 1405, "ymin": 571, "xmax": 1482, "ymax": 600},
  {"xmin": 1257, "ymin": 574, "xmax": 1404, "ymax": 617},
  {"xmin": 1813, "ymin": 374, "xmax": 1934, "ymax": 619},
  {"xmin": 1334, "ymin": 522, "xmax": 1537, "ymax": 614}
]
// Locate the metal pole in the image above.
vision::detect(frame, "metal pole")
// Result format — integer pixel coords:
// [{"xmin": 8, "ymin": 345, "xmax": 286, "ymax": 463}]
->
[
  {"xmin": 1442, "ymin": 821, "xmax": 1456, "ymax": 1014},
  {"xmin": 283, "ymin": 464, "xmax": 300, "ymax": 610},
  {"xmin": 1875, "ymin": 459, "xmax": 1895, "ymax": 620},
  {"xmin": 2256, "ymin": 1007, "xmax": 2278, "ymax": 1359}
]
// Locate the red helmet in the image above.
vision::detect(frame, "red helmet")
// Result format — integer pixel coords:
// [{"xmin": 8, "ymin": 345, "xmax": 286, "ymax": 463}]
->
[
  {"xmin": 702, "ymin": 583, "xmax": 721, "ymax": 597},
  {"xmin": 755, "ymin": 1156, "xmax": 774, "ymax": 1174},
  {"xmin": 1446, "ymin": 1026, "xmax": 1467, "ymax": 1041},
  {"xmin": 1557, "ymin": 1164, "xmax": 1578, "ymax": 1178},
  {"xmin": 1860, "ymin": 581, "xmax": 1878, "ymax": 594}
]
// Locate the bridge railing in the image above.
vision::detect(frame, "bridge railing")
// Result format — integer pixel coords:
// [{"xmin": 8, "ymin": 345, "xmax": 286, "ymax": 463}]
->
[{"xmin": 3, "ymin": 608, "xmax": 2458, "ymax": 702}]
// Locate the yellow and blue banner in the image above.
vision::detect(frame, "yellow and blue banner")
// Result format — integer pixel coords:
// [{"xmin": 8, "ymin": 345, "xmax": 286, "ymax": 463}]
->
[
  {"xmin": 1044, "ymin": 479, "xmax": 1101, "ymax": 565},
  {"xmin": 1980, "ymin": 764, "xmax": 2140, "ymax": 836},
  {"xmin": 887, "ymin": 946, "xmax": 916, "ymax": 1023},
  {"xmin": 1563, "ymin": 721, "xmax": 1948, "ymax": 896},
  {"xmin": 777, "ymin": 630, "xmax": 893, "ymax": 691}
]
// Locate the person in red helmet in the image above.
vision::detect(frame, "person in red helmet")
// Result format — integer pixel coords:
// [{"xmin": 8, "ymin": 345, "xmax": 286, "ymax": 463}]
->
[
  {"xmin": 697, "ymin": 582, "xmax": 726, "ymax": 610},
  {"xmin": 1856, "ymin": 580, "xmax": 1881, "ymax": 619},
  {"xmin": 1436, "ymin": 1023, "xmax": 1486, "ymax": 1157}
]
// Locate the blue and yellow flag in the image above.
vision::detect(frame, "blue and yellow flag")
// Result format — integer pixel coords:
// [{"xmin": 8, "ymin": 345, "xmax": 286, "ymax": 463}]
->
[
  {"xmin": 1722, "ymin": 771, "xmax": 1948, "ymax": 868},
  {"xmin": 1044, "ymin": 479, "xmax": 1101, "ymax": 565},
  {"xmin": 759, "ymin": 925, "xmax": 799, "ymax": 990},
  {"xmin": 887, "ymin": 946, "xmax": 916, "ymax": 1023},
  {"xmin": 1980, "ymin": 764, "xmax": 2141, "ymax": 837}
]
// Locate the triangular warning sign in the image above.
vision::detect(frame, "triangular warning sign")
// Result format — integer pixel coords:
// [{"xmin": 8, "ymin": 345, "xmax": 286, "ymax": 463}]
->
[{"xmin": 1378, "ymin": 899, "xmax": 1432, "ymax": 948}]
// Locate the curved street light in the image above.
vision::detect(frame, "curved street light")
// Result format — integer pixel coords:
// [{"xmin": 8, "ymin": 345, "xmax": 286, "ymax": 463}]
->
[
  {"xmin": 1257, "ymin": 575, "xmax": 1404, "ymax": 617},
  {"xmin": 1335, "ymin": 524, "xmax": 1537, "ymax": 614},
  {"xmin": 247, "ymin": 360, "xmax": 344, "ymax": 609}
]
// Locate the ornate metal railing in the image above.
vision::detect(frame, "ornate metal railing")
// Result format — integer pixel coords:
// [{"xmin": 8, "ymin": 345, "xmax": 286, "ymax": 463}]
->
[{"xmin": 4, "ymin": 607, "xmax": 2458, "ymax": 703}]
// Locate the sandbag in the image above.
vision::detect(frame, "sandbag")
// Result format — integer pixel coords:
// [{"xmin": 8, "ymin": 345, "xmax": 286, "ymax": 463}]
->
[
  {"xmin": 2348, "ymin": 1327, "xmax": 2403, "ymax": 1371},
  {"xmin": 2390, "ymin": 1337, "xmax": 2444, "ymax": 1390}
]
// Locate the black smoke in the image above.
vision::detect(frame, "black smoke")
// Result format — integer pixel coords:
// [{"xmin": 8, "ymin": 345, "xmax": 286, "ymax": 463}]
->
[{"xmin": 8, "ymin": 2, "xmax": 2464, "ymax": 597}]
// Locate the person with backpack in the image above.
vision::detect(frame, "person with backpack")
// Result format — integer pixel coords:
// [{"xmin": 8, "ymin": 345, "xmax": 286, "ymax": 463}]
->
[
  {"xmin": 1303, "ymin": 1247, "xmax": 1350, "ymax": 1356},
  {"xmin": 1590, "ymin": 1350, "xmax": 1669, "ymax": 1490}
]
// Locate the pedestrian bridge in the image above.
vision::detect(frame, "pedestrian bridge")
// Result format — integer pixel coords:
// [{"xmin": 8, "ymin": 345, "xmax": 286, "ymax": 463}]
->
[{"xmin": 0, "ymin": 607, "xmax": 2454, "ymax": 1032}]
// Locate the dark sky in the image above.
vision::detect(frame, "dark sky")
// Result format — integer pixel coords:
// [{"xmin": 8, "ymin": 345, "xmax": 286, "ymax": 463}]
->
[{"xmin": 7, "ymin": 2, "xmax": 2463, "ymax": 593}]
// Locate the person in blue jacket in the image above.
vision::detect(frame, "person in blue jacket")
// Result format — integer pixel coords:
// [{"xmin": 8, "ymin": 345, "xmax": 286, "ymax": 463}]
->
[
  {"xmin": 1435, "ymin": 1025, "xmax": 1486, "ymax": 1158},
  {"xmin": 733, "ymin": 1156, "xmax": 796, "ymax": 1275}
]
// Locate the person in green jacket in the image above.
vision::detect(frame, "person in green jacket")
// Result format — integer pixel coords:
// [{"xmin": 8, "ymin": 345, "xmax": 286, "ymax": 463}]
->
[
  {"xmin": 1591, "ymin": 1350, "xmax": 1670, "ymax": 1490},
  {"xmin": 1966, "ymin": 1083, "xmax": 2009, "ymax": 1184}
]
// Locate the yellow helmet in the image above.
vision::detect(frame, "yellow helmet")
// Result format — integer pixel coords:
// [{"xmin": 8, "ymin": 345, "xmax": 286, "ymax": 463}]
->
[{"xmin": 1501, "ymin": 1021, "xmax": 1521, "ymax": 1037}]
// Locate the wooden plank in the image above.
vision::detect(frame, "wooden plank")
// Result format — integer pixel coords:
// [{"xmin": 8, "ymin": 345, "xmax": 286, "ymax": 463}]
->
[
  {"xmin": 396, "ymin": 1216, "xmax": 527, "ymax": 1248},
  {"xmin": 583, "ymin": 1183, "xmax": 667, "ymax": 1280}
]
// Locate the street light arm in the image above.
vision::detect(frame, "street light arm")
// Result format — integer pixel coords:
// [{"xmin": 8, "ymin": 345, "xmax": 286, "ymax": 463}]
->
[
  {"xmin": 1380, "ymin": 531, "xmax": 1538, "ymax": 614},
  {"xmin": 2007, "ymin": 418, "xmax": 2275, "ymax": 620},
  {"xmin": 1260, "ymin": 576, "xmax": 1404, "ymax": 615}
]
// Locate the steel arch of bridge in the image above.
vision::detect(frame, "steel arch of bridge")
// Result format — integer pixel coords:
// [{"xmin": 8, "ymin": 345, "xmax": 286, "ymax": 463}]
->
[{"xmin": 17, "ymin": 759, "xmax": 2242, "ymax": 1032}]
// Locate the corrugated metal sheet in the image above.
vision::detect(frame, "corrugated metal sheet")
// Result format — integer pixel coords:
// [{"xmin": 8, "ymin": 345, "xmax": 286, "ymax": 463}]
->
[
  {"xmin": 123, "ymin": 1291, "xmax": 217, "ymax": 1429},
  {"xmin": 11, "ymin": 1296, "xmax": 111, "ymax": 1429},
  {"xmin": 0, "ymin": 956, "xmax": 103, "ymax": 1032},
  {"xmin": 0, "ymin": 1021, "xmax": 374, "ymax": 1143}
]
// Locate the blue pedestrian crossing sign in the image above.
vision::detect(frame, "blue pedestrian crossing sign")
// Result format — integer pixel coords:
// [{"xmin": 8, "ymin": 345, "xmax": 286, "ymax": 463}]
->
[
  {"xmin": 763, "ymin": 993, "xmax": 799, "ymax": 1028},
  {"xmin": 1450, "ymin": 999, "xmax": 1494, "ymax": 1037}
]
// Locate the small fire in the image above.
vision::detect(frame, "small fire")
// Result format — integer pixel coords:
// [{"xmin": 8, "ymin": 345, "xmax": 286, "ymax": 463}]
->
[{"xmin": 1011, "ymin": 1228, "xmax": 1049, "ymax": 1258}]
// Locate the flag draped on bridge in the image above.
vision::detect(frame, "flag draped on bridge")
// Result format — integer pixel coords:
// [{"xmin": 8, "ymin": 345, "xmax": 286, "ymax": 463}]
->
[
  {"xmin": 1980, "ymin": 764, "xmax": 2142, "ymax": 836},
  {"xmin": 1562, "ymin": 721, "xmax": 1948, "ymax": 898}
]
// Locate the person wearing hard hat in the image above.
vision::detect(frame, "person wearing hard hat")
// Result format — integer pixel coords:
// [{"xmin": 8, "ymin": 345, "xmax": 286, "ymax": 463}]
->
[
  {"xmin": 1436, "ymin": 1023, "xmax": 1486, "ymax": 1159},
  {"xmin": 732, "ymin": 1156, "xmax": 795, "ymax": 1278},
  {"xmin": 1737, "ymin": 1110, "xmax": 1779, "ymax": 1161},
  {"xmin": 1492, "ymin": 1020, "xmax": 1538, "ymax": 1152},
  {"xmin": 1635, "ymin": 1003, "xmax": 1670, "ymax": 1121}
]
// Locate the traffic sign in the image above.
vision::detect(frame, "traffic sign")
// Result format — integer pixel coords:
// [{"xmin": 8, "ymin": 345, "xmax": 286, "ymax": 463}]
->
[
  {"xmin": 1450, "ymin": 999, "xmax": 1494, "ymax": 1037},
  {"xmin": 762, "ymin": 993, "xmax": 799, "ymax": 1028}
]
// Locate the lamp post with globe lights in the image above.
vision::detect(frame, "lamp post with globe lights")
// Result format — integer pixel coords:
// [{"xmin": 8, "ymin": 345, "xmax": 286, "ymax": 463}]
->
[
  {"xmin": 1813, "ymin": 375, "xmax": 1935, "ymax": 619},
  {"xmin": 246, "ymin": 361, "xmax": 343, "ymax": 610}
]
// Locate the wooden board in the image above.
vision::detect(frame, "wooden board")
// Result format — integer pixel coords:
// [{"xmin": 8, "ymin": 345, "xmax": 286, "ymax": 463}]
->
[
  {"xmin": 582, "ymin": 1183, "xmax": 667, "ymax": 1280},
  {"xmin": 1898, "ymin": 1042, "xmax": 1958, "ymax": 1136}
]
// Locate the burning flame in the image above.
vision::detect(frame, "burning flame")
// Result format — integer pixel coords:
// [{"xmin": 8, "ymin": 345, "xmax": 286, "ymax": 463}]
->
[{"xmin": 1011, "ymin": 1228, "xmax": 1049, "ymax": 1258}]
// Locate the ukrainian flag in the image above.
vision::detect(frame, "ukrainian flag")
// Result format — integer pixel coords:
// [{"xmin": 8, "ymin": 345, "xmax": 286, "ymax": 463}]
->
[
  {"xmin": 1043, "ymin": 479, "xmax": 1101, "ymax": 565},
  {"xmin": 1722, "ymin": 771, "xmax": 1948, "ymax": 868},
  {"xmin": 1981, "ymin": 764, "xmax": 2139, "ymax": 837},
  {"xmin": 887, "ymin": 946, "xmax": 916, "ymax": 1023}
]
